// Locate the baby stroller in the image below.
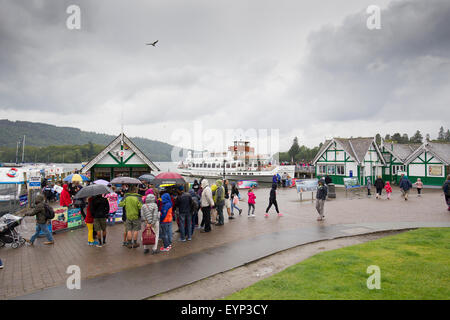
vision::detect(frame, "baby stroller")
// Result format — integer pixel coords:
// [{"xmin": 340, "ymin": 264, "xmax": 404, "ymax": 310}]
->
[{"xmin": 0, "ymin": 214, "xmax": 26, "ymax": 249}]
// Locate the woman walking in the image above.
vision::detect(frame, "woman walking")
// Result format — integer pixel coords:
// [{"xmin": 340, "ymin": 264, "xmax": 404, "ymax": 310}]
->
[
  {"xmin": 265, "ymin": 183, "xmax": 282, "ymax": 217},
  {"xmin": 374, "ymin": 176, "xmax": 385, "ymax": 199},
  {"xmin": 141, "ymin": 193, "xmax": 160, "ymax": 254},
  {"xmin": 316, "ymin": 179, "xmax": 328, "ymax": 221},
  {"xmin": 230, "ymin": 182, "xmax": 242, "ymax": 216}
]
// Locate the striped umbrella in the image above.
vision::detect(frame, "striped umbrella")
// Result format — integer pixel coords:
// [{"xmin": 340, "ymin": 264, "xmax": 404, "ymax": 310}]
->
[{"xmin": 63, "ymin": 174, "xmax": 90, "ymax": 182}]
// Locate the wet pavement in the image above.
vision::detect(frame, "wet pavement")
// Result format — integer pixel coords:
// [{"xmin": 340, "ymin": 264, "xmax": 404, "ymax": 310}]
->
[{"xmin": 1, "ymin": 186, "xmax": 449, "ymax": 300}]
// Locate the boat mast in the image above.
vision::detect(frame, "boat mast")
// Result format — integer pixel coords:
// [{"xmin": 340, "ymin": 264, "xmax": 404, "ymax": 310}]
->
[{"xmin": 22, "ymin": 135, "xmax": 26, "ymax": 163}]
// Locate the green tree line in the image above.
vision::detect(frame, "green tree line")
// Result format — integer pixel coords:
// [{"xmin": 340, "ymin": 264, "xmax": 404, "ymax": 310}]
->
[
  {"xmin": 0, "ymin": 142, "xmax": 104, "ymax": 163},
  {"xmin": 378, "ymin": 126, "xmax": 450, "ymax": 144},
  {"xmin": 277, "ymin": 137, "xmax": 321, "ymax": 163}
]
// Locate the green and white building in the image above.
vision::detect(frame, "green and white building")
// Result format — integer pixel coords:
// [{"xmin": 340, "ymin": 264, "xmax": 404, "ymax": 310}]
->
[
  {"xmin": 381, "ymin": 140, "xmax": 450, "ymax": 186},
  {"xmin": 312, "ymin": 137, "xmax": 385, "ymax": 186},
  {"xmin": 81, "ymin": 133, "xmax": 159, "ymax": 181}
]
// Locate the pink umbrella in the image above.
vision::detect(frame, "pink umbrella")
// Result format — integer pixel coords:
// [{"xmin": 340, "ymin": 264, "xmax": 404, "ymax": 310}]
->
[{"xmin": 94, "ymin": 179, "xmax": 110, "ymax": 186}]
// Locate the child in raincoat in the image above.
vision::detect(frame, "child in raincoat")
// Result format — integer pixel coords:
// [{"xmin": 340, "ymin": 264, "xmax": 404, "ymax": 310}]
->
[
  {"xmin": 385, "ymin": 181, "xmax": 393, "ymax": 200},
  {"xmin": 414, "ymin": 178, "xmax": 423, "ymax": 197}
]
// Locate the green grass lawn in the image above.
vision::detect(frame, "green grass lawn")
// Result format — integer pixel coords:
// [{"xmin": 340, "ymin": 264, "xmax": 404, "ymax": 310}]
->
[{"xmin": 226, "ymin": 228, "xmax": 450, "ymax": 300}]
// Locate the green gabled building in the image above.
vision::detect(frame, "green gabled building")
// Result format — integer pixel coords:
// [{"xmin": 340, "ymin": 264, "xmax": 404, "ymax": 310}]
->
[
  {"xmin": 81, "ymin": 133, "xmax": 159, "ymax": 181},
  {"xmin": 312, "ymin": 137, "xmax": 385, "ymax": 186},
  {"xmin": 380, "ymin": 140, "xmax": 422, "ymax": 184},
  {"xmin": 403, "ymin": 141, "xmax": 450, "ymax": 186}
]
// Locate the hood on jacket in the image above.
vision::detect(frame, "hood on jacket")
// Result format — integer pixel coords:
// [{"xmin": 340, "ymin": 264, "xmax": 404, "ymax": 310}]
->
[
  {"xmin": 386, "ymin": 182, "xmax": 391, "ymax": 186},
  {"xmin": 145, "ymin": 193, "xmax": 156, "ymax": 204},
  {"xmin": 201, "ymin": 179, "xmax": 209, "ymax": 189},
  {"xmin": 193, "ymin": 180, "xmax": 199, "ymax": 185},
  {"xmin": 145, "ymin": 189, "xmax": 154, "ymax": 196},
  {"xmin": 271, "ymin": 183, "xmax": 277, "ymax": 190},
  {"xmin": 216, "ymin": 180, "xmax": 223, "ymax": 187},
  {"xmin": 161, "ymin": 193, "xmax": 172, "ymax": 205},
  {"xmin": 35, "ymin": 195, "xmax": 44, "ymax": 204},
  {"xmin": 63, "ymin": 184, "xmax": 69, "ymax": 192}
]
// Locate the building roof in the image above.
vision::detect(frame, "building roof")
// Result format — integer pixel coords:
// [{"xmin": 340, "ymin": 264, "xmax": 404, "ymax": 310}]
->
[
  {"xmin": 382, "ymin": 141, "xmax": 422, "ymax": 163},
  {"xmin": 405, "ymin": 141, "xmax": 450, "ymax": 165},
  {"xmin": 313, "ymin": 137, "xmax": 384, "ymax": 165},
  {"xmin": 81, "ymin": 133, "xmax": 160, "ymax": 173}
]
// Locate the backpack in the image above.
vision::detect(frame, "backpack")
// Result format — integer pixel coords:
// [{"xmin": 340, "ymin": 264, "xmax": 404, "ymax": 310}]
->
[{"xmin": 44, "ymin": 204, "xmax": 55, "ymax": 220}]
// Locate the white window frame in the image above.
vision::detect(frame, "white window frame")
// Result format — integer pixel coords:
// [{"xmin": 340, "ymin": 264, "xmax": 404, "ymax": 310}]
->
[{"xmin": 336, "ymin": 164, "xmax": 345, "ymax": 175}]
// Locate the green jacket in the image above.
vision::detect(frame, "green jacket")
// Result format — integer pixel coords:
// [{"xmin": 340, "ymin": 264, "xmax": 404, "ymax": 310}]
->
[
  {"xmin": 26, "ymin": 195, "xmax": 47, "ymax": 224},
  {"xmin": 119, "ymin": 193, "xmax": 143, "ymax": 221}
]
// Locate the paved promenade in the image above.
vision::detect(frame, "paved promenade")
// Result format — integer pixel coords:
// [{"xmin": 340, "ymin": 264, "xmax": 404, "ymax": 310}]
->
[{"xmin": 1, "ymin": 186, "xmax": 449, "ymax": 300}]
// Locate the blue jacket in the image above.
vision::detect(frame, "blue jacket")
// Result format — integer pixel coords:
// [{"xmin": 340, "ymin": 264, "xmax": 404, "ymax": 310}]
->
[
  {"xmin": 160, "ymin": 193, "xmax": 173, "ymax": 223},
  {"xmin": 399, "ymin": 177, "xmax": 412, "ymax": 191}
]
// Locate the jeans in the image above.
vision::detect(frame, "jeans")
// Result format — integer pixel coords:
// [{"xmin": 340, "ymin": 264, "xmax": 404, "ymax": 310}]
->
[
  {"xmin": 248, "ymin": 203, "xmax": 255, "ymax": 215},
  {"xmin": 179, "ymin": 213, "xmax": 192, "ymax": 240},
  {"xmin": 201, "ymin": 206, "xmax": 211, "ymax": 232},
  {"xmin": 30, "ymin": 223, "xmax": 53, "ymax": 243},
  {"xmin": 191, "ymin": 210, "xmax": 199, "ymax": 234},
  {"xmin": 231, "ymin": 202, "xmax": 241, "ymax": 214},
  {"xmin": 316, "ymin": 199, "xmax": 325, "ymax": 218},
  {"xmin": 216, "ymin": 204, "xmax": 224, "ymax": 225},
  {"xmin": 160, "ymin": 222, "xmax": 172, "ymax": 248}
]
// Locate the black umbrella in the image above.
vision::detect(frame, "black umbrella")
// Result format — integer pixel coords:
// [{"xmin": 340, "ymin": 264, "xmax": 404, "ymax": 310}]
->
[
  {"xmin": 74, "ymin": 184, "xmax": 111, "ymax": 199},
  {"xmin": 110, "ymin": 176, "xmax": 142, "ymax": 184},
  {"xmin": 138, "ymin": 174, "xmax": 155, "ymax": 183}
]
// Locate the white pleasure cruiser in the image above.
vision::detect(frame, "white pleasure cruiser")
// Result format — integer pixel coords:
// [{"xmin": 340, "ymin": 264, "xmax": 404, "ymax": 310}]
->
[{"xmin": 177, "ymin": 141, "xmax": 295, "ymax": 183}]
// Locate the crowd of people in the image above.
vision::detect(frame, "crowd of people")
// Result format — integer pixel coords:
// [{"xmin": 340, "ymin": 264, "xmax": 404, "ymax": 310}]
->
[{"xmin": 3, "ymin": 172, "xmax": 448, "ymax": 265}]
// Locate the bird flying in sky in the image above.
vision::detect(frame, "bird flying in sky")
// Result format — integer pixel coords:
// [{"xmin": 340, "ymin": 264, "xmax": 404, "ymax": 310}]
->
[{"xmin": 146, "ymin": 40, "xmax": 158, "ymax": 47}]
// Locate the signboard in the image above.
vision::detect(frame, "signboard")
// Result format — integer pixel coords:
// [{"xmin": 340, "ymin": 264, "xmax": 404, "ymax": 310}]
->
[
  {"xmin": 51, "ymin": 207, "xmax": 68, "ymax": 232},
  {"xmin": 344, "ymin": 177, "xmax": 360, "ymax": 189},
  {"xmin": 28, "ymin": 176, "xmax": 41, "ymax": 189},
  {"xmin": 295, "ymin": 179, "xmax": 318, "ymax": 193},
  {"xmin": 237, "ymin": 180, "xmax": 258, "ymax": 189},
  {"xmin": 68, "ymin": 208, "xmax": 83, "ymax": 228},
  {"xmin": 428, "ymin": 165, "xmax": 443, "ymax": 177}
]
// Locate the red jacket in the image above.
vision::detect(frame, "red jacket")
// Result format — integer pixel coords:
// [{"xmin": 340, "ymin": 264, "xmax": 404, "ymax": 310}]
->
[
  {"xmin": 248, "ymin": 192, "xmax": 256, "ymax": 204},
  {"xmin": 60, "ymin": 184, "xmax": 72, "ymax": 207},
  {"xmin": 85, "ymin": 198, "xmax": 94, "ymax": 224}
]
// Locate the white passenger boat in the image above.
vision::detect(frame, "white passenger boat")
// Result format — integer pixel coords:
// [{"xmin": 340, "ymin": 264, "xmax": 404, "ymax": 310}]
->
[{"xmin": 177, "ymin": 141, "xmax": 295, "ymax": 183}]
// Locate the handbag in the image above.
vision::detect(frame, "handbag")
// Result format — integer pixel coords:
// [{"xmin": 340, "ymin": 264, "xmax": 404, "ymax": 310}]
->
[
  {"xmin": 233, "ymin": 195, "xmax": 239, "ymax": 205},
  {"xmin": 142, "ymin": 225, "xmax": 156, "ymax": 245}
]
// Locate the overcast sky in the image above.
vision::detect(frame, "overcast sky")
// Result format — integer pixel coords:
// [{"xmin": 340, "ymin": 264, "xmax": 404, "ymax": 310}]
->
[{"xmin": 1, "ymin": 0, "xmax": 449, "ymax": 153}]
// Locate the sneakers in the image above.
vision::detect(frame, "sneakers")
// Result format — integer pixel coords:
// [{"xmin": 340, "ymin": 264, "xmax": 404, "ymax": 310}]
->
[
  {"xmin": 178, "ymin": 238, "xmax": 186, "ymax": 242},
  {"xmin": 264, "ymin": 213, "xmax": 269, "ymax": 217},
  {"xmin": 26, "ymin": 239, "xmax": 34, "ymax": 246},
  {"xmin": 0, "ymin": 259, "xmax": 3, "ymax": 269},
  {"xmin": 144, "ymin": 249, "xmax": 150, "ymax": 254},
  {"xmin": 152, "ymin": 249, "xmax": 159, "ymax": 255},
  {"xmin": 132, "ymin": 242, "xmax": 140, "ymax": 248},
  {"xmin": 251, "ymin": 214, "xmax": 256, "ymax": 217},
  {"xmin": 239, "ymin": 209, "xmax": 242, "ymax": 215},
  {"xmin": 122, "ymin": 241, "xmax": 128, "ymax": 246},
  {"xmin": 277, "ymin": 213, "xmax": 284, "ymax": 217},
  {"xmin": 229, "ymin": 216, "xmax": 235, "ymax": 220},
  {"xmin": 187, "ymin": 238, "xmax": 192, "ymax": 241},
  {"xmin": 44, "ymin": 241, "xmax": 54, "ymax": 245},
  {"xmin": 160, "ymin": 246, "xmax": 171, "ymax": 252}
]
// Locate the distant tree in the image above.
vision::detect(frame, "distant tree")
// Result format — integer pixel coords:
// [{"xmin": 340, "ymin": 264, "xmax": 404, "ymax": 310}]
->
[
  {"xmin": 445, "ymin": 129, "xmax": 450, "ymax": 142},
  {"xmin": 425, "ymin": 133, "xmax": 431, "ymax": 142},
  {"xmin": 391, "ymin": 133, "xmax": 402, "ymax": 143},
  {"xmin": 410, "ymin": 130, "xmax": 423, "ymax": 143},
  {"xmin": 401, "ymin": 133, "xmax": 409, "ymax": 143},
  {"xmin": 438, "ymin": 126, "xmax": 445, "ymax": 140},
  {"xmin": 375, "ymin": 133, "xmax": 381, "ymax": 145},
  {"xmin": 384, "ymin": 134, "xmax": 391, "ymax": 141},
  {"xmin": 288, "ymin": 137, "xmax": 300, "ymax": 162}
]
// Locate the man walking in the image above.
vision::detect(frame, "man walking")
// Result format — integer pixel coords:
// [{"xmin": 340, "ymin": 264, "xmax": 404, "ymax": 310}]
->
[
  {"xmin": 214, "ymin": 180, "xmax": 225, "ymax": 226},
  {"xmin": 175, "ymin": 186, "xmax": 194, "ymax": 241},
  {"xmin": 200, "ymin": 179, "xmax": 214, "ymax": 233},
  {"xmin": 399, "ymin": 175, "xmax": 413, "ymax": 201},
  {"xmin": 265, "ymin": 183, "xmax": 282, "ymax": 217},
  {"xmin": 316, "ymin": 179, "xmax": 328, "ymax": 221},
  {"xmin": 25, "ymin": 195, "xmax": 54, "ymax": 245}
]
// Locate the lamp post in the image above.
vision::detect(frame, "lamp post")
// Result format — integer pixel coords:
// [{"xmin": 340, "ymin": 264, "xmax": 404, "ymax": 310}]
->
[{"xmin": 223, "ymin": 159, "xmax": 226, "ymax": 180}]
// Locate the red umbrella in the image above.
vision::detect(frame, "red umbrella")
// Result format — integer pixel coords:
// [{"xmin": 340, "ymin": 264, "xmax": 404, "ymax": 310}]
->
[{"xmin": 153, "ymin": 172, "xmax": 185, "ymax": 187}]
